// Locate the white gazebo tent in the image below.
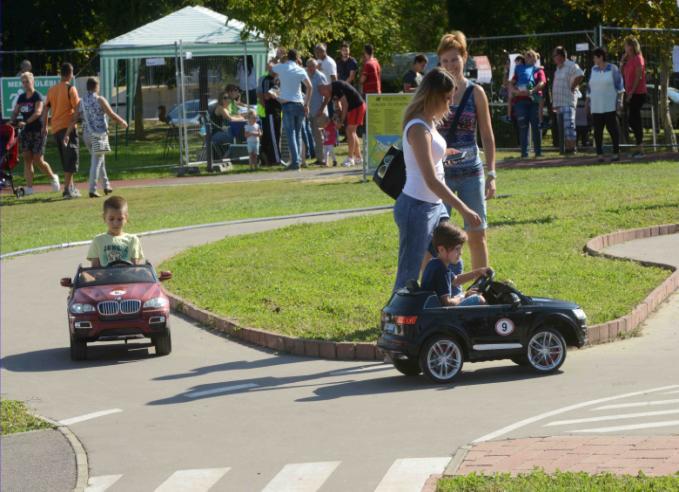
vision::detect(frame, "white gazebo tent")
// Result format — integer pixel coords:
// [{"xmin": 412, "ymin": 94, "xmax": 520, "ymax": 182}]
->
[{"xmin": 98, "ymin": 6, "xmax": 270, "ymax": 119}]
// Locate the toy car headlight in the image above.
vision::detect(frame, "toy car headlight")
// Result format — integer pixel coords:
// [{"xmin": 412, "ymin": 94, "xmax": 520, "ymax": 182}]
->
[
  {"xmin": 143, "ymin": 297, "xmax": 169, "ymax": 309},
  {"xmin": 70, "ymin": 303, "xmax": 96, "ymax": 314},
  {"xmin": 573, "ymin": 308, "xmax": 587, "ymax": 321}
]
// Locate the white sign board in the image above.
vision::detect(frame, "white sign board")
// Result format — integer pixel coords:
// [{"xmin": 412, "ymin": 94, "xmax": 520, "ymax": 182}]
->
[
  {"xmin": 145, "ymin": 58, "xmax": 165, "ymax": 67},
  {"xmin": 576, "ymin": 43, "xmax": 590, "ymax": 52}
]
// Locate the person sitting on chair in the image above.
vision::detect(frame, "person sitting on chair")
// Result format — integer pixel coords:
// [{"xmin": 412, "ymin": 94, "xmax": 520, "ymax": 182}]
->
[{"xmin": 211, "ymin": 86, "xmax": 246, "ymax": 148}]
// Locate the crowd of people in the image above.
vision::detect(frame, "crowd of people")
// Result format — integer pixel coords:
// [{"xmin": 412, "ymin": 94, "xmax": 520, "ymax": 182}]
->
[{"xmin": 503, "ymin": 35, "xmax": 649, "ymax": 161}]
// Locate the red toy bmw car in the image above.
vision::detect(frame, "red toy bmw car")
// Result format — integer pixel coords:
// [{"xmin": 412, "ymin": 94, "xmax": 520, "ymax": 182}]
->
[{"xmin": 60, "ymin": 261, "xmax": 173, "ymax": 360}]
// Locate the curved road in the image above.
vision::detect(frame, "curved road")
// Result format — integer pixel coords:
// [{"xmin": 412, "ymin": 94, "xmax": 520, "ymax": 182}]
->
[{"xmin": 2, "ymin": 212, "xmax": 678, "ymax": 491}]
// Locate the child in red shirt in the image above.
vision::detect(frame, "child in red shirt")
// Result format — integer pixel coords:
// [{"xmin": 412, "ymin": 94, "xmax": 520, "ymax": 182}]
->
[{"xmin": 322, "ymin": 114, "xmax": 339, "ymax": 167}]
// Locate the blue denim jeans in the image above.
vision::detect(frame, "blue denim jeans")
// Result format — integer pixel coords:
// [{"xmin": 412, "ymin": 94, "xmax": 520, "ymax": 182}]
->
[
  {"xmin": 301, "ymin": 117, "xmax": 315, "ymax": 159},
  {"xmin": 444, "ymin": 170, "xmax": 487, "ymax": 232},
  {"xmin": 282, "ymin": 102, "xmax": 305, "ymax": 168},
  {"xmin": 514, "ymin": 99, "xmax": 541, "ymax": 157},
  {"xmin": 393, "ymin": 193, "xmax": 449, "ymax": 292}
]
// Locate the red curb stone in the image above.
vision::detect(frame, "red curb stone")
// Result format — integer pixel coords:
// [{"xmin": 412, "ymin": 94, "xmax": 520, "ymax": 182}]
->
[
  {"xmin": 291, "ymin": 339, "xmax": 306, "ymax": 356},
  {"xmin": 336, "ymin": 342, "xmax": 356, "ymax": 360},
  {"xmin": 319, "ymin": 341, "xmax": 337, "ymax": 359},
  {"xmin": 355, "ymin": 343, "xmax": 376, "ymax": 360},
  {"xmin": 304, "ymin": 340, "xmax": 320, "ymax": 357}
]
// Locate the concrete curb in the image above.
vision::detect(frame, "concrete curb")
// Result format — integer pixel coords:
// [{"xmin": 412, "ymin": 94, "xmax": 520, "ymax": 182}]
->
[
  {"xmin": 168, "ymin": 223, "xmax": 679, "ymax": 361},
  {"xmin": 583, "ymin": 223, "xmax": 679, "ymax": 345},
  {"xmin": 38, "ymin": 415, "xmax": 89, "ymax": 492}
]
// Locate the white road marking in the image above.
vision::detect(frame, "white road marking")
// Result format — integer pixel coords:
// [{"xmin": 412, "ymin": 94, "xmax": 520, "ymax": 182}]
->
[
  {"xmin": 593, "ymin": 398, "xmax": 679, "ymax": 411},
  {"xmin": 570, "ymin": 420, "xmax": 679, "ymax": 433},
  {"xmin": 185, "ymin": 383, "xmax": 258, "ymax": 398},
  {"xmin": 472, "ymin": 384, "xmax": 679, "ymax": 443},
  {"xmin": 85, "ymin": 475, "xmax": 122, "ymax": 492},
  {"xmin": 664, "ymin": 390, "xmax": 679, "ymax": 395},
  {"xmin": 329, "ymin": 364, "xmax": 390, "ymax": 376},
  {"xmin": 374, "ymin": 457, "xmax": 450, "ymax": 492},
  {"xmin": 545, "ymin": 408, "xmax": 679, "ymax": 427},
  {"xmin": 59, "ymin": 409, "xmax": 122, "ymax": 426},
  {"xmin": 154, "ymin": 468, "xmax": 230, "ymax": 491},
  {"xmin": 261, "ymin": 461, "xmax": 340, "ymax": 492}
]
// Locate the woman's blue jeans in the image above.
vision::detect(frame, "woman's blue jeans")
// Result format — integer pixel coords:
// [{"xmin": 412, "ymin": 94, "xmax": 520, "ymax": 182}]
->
[
  {"xmin": 514, "ymin": 99, "xmax": 541, "ymax": 157},
  {"xmin": 301, "ymin": 117, "xmax": 315, "ymax": 159},
  {"xmin": 393, "ymin": 193, "xmax": 449, "ymax": 292}
]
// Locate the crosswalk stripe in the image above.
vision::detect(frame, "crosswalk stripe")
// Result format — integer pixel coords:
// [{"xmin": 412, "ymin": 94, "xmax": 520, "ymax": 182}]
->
[
  {"xmin": 154, "ymin": 468, "xmax": 230, "ymax": 491},
  {"xmin": 185, "ymin": 383, "xmax": 258, "ymax": 398},
  {"xmin": 545, "ymin": 408, "xmax": 679, "ymax": 427},
  {"xmin": 593, "ymin": 398, "xmax": 679, "ymax": 411},
  {"xmin": 261, "ymin": 461, "xmax": 340, "ymax": 492},
  {"xmin": 59, "ymin": 409, "xmax": 122, "ymax": 426},
  {"xmin": 85, "ymin": 475, "xmax": 122, "ymax": 492},
  {"xmin": 570, "ymin": 419, "xmax": 679, "ymax": 433},
  {"xmin": 374, "ymin": 457, "xmax": 450, "ymax": 492}
]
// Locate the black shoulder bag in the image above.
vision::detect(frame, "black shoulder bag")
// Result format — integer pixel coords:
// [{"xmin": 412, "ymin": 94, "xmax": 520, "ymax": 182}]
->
[{"xmin": 373, "ymin": 84, "xmax": 475, "ymax": 200}]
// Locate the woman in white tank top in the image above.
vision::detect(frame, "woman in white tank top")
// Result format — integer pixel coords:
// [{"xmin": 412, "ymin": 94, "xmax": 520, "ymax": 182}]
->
[{"xmin": 393, "ymin": 68, "xmax": 481, "ymax": 291}]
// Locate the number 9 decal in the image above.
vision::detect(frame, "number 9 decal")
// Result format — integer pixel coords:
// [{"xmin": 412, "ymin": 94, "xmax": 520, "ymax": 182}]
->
[{"xmin": 495, "ymin": 318, "xmax": 515, "ymax": 336}]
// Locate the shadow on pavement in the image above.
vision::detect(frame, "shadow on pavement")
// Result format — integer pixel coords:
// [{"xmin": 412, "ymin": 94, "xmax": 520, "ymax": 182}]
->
[
  {"xmin": 1, "ymin": 343, "xmax": 155, "ymax": 372},
  {"xmin": 153, "ymin": 356, "xmax": 308, "ymax": 381},
  {"xmin": 146, "ymin": 359, "xmax": 558, "ymax": 405}
]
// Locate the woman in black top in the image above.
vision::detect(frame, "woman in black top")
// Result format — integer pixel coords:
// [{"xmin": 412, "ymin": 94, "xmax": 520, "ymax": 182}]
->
[
  {"xmin": 10, "ymin": 72, "xmax": 60, "ymax": 195},
  {"xmin": 329, "ymin": 80, "xmax": 366, "ymax": 166}
]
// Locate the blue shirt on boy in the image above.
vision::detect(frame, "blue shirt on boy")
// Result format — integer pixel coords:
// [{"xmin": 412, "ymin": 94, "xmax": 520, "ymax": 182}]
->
[{"xmin": 421, "ymin": 258, "xmax": 463, "ymax": 299}]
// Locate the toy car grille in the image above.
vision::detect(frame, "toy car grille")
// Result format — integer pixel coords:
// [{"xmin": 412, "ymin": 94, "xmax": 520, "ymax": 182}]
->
[{"xmin": 97, "ymin": 300, "xmax": 141, "ymax": 316}]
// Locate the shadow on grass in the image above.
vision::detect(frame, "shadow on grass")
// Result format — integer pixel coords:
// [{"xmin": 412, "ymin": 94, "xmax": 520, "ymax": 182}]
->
[
  {"xmin": 605, "ymin": 202, "xmax": 679, "ymax": 213},
  {"xmin": 0, "ymin": 196, "xmax": 63, "ymax": 207},
  {"xmin": 146, "ymin": 357, "xmax": 556, "ymax": 406},
  {"xmin": 489, "ymin": 215, "xmax": 556, "ymax": 228},
  {"xmin": 1, "ymin": 342, "xmax": 155, "ymax": 372}
]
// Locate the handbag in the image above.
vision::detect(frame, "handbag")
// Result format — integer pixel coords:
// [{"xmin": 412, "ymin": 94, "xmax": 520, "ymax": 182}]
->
[
  {"xmin": 373, "ymin": 84, "xmax": 475, "ymax": 199},
  {"xmin": 79, "ymin": 93, "xmax": 111, "ymax": 153}
]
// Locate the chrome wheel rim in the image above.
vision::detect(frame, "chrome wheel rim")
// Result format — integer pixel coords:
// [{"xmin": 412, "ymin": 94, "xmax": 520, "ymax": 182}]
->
[
  {"xmin": 528, "ymin": 331, "xmax": 564, "ymax": 371},
  {"xmin": 426, "ymin": 339, "xmax": 462, "ymax": 380}
]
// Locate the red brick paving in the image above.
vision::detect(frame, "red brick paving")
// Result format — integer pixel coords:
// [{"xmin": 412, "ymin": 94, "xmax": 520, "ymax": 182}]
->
[{"xmin": 454, "ymin": 436, "xmax": 679, "ymax": 476}]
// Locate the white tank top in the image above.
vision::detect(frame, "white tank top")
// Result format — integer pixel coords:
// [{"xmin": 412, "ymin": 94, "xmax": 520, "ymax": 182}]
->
[{"xmin": 401, "ymin": 118, "xmax": 446, "ymax": 203}]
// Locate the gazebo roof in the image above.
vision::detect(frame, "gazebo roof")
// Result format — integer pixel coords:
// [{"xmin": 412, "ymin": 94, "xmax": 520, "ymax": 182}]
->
[{"xmin": 100, "ymin": 6, "xmax": 265, "ymax": 50}]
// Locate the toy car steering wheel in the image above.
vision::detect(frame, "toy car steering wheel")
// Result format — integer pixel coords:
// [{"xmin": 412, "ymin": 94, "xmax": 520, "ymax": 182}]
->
[
  {"xmin": 107, "ymin": 260, "xmax": 134, "ymax": 268},
  {"xmin": 467, "ymin": 268, "xmax": 495, "ymax": 294}
]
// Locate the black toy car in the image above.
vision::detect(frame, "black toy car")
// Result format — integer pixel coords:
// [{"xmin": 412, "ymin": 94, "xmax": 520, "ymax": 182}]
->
[{"xmin": 377, "ymin": 270, "xmax": 587, "ymax": 383}]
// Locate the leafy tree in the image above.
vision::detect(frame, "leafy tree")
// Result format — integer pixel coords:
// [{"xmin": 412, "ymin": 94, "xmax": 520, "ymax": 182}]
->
[{"xmin": 565, "ymin": 0, "xmax": 678, "ymax": 147}]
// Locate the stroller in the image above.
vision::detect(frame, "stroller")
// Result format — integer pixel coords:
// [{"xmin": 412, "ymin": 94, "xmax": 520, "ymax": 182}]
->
[{"xmin": 0, "ymin": 121, "xmax": 24, "ymax": 198}]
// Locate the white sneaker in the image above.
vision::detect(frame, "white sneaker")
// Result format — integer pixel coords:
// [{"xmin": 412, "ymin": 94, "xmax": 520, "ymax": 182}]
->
[
  {"xmin": 50, "ymin": 175, "xmax": 61, "ymax": 192},
  {"xmin": 24, "ymin": 187, "xmax": 34, "ymax": 196},
  {"xmin": 342, "ymin": 158, "xmax": 354, "ymax": 167},
  {"xmin": 355, "ymin": 157, "xmax": 363, "ymax": 166}
]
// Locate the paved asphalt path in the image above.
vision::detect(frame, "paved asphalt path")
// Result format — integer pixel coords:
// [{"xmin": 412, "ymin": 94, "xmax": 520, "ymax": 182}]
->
[{"xmin": 2, "ymin": 206, "xmax": 678, "ymax": 491}]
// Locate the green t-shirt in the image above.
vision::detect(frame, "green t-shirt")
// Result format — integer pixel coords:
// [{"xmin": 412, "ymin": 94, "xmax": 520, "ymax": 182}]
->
[{"xmin": 87, "ymin": 233, "xmax": 144, "ymax": 266}]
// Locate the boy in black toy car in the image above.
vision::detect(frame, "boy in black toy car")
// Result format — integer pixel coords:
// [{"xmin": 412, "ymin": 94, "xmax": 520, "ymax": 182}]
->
[{"xmin": 422, "ymin": 222, "xmax": 491, "ymax": 306}]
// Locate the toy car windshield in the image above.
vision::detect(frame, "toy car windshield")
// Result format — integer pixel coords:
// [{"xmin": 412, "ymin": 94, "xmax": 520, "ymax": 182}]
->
[{"xmin": 76, "ymin": 266, "xmax": 156, "ymax": 287}]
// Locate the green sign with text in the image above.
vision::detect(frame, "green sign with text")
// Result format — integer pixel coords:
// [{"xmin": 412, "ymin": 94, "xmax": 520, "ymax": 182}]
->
[{"xmin": 1, "ymin": 76, "xmax": 60, "ymax": 119}]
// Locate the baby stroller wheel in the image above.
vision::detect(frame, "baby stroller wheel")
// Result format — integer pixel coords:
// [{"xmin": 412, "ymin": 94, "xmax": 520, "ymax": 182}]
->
[{"xmin": 15, "ymin": 187, "xmax": 24, "ymax": 198}]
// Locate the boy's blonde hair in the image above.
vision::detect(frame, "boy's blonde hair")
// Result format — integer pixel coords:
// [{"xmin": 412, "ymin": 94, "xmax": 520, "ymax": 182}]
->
[
  {"xmin": 103, "ymin": 195, "xmax": 128, "ymax": 214},
  {"xmin": 247, "ymin": 109, "xmax": 257, "ymax": 120},
  {"xmin": 432, "ymin": 222, "xmax": 467, "ymax": 250}
]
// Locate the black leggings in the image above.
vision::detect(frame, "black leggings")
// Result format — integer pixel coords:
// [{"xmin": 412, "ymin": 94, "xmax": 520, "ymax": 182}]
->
[
  {"xmin": 627, "ymin": 93, "xmax": 645, "ymax": 145},
  {"xmin": 592, "ymin": 112, "xmax": 620, "ymax": 155}
]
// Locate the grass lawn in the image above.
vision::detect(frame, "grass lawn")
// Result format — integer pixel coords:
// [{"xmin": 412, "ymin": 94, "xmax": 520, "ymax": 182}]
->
[
  {"xmin": 1, "ymin": 400, "xmax": 54, "ymax": 435},
  {"xmin": 0, "ymin": 176, "xmax": 389, "ymax": 255},
  {"xmin": 160, "ymin": 160, "xmax": 678, "ymax": 342},
  {"xmin": 437, "ymin": 470, "xmax": 679, "ymax": 491}
]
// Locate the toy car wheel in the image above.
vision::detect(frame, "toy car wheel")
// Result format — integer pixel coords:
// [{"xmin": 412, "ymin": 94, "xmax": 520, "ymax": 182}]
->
[
  {"xmin": 392, "ymin": 358, "xmax": 422, "ymax": 376},
  {"xmin": 153, "ymin": 329, "xmax": 172, "ymax": 356},
  {"xmin": 419, "ymin": 335, "xmax": 463, "ymax": 384},
  {"xmin": 526, "ymin": 328, "xmax": 566, "ymax": 373},
  {"xmin": 70, "ymin": 335, "xmax": 87, "ymax": 361}
]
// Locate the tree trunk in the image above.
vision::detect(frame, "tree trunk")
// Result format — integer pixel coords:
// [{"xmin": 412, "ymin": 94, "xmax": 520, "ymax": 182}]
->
[
  {"xmin": 134, "ymin": 69, "xmax": 144, "ymax": 139},
  {"xmin": 659, "ymin": 60, "xmax": 677, "ymax": 150}
]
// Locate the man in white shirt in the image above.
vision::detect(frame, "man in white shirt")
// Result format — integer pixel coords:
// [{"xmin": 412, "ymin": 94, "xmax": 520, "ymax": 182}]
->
[
  {"xmin": 314, "ymin": 43, "xmax": 338, "ymax": 82},
  {"xmin": 551, "ymin": 46, "xmax": 584, "ymax": 154},
  {"xmin": 271, "ymin": 49, "xmax": 312, "ymax": 170}
]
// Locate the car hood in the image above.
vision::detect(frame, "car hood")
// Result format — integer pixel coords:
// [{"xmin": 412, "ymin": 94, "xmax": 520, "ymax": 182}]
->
[
  {"xmin": 73, "ymin": 283, "xmax": 161, "ymax": 304},
  {"xmin": 528, "ymin": 297, "xmax": 579, "ymax": 310}
]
